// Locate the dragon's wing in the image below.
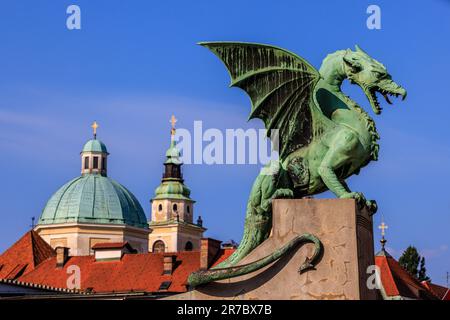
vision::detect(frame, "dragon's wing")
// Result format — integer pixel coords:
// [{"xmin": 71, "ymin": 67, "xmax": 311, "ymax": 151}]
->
[{"xmin": 200, "ymin": 42, "xmax": 323, "ymax": 159}]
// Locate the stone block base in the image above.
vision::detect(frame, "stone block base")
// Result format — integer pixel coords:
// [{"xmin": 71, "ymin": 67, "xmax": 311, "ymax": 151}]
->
[{"xmin": 167, "ymin": 199, "xmax": 378, "ymax": 300}]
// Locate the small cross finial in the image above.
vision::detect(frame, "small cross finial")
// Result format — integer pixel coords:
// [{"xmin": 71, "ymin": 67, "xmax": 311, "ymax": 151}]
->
[
  {"xmin": 378, "ymin": 220, "xmax": 388, "ymax": 250},
  {"xmin": 378, "ymin": 221, "xmax": 388, "ymax": 236},
  {"xmin": 170, "ymin": 115, "xmax": 177, "ymax": 137},
  {"xmin": 91, "ymin": 121, "xmax": 99, "ymax": 139}
]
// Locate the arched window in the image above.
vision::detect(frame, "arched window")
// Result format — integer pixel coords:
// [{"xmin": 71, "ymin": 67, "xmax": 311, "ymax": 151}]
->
[
  {"xmin": 158, "ymin": 204, "xmax": 162, "ymax": 211},
  {"xmin": 152, "ymin": 240, "xmax": 165, "ymax": 253},
  {"xmin": 187, "ymin": 205, "xmax": 190, "ymax": 214},
  {"xmin": 93, "ymin": 156, "xmax": 99, "ymax": 169},
  {"xmin": 185, "ymin": 241, "xmax": 193, "ymax": 251},
  {"xmin": 173, "ymin": 203, "xmax": 178, "ymax": 212},
  {"xmin": 84, "ymin": 157, "xmax": 89, "ymax": 169}
]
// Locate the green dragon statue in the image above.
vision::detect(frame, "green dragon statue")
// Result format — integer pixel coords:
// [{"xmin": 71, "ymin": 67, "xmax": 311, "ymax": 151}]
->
[{"xmin": 188, "ymin": 42, "xmax": 406, "ymax": 287}]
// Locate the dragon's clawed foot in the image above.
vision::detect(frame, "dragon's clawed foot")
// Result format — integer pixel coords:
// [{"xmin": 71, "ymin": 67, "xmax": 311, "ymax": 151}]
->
[
  {"xmin": 340, "ymin": 192, "xmax": 377, "ymax": 214},
  {"xmin": 365, "ymin": 199, "xmax": 378, "ymax": 214},
  {"xmin": 271, "ymin": 188, "xmax": 294, "ymax": 200}
]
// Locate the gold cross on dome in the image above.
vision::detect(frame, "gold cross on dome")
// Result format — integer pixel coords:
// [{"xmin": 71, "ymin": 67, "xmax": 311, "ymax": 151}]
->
[
  {"xmin": 378, "ymin": 221, "xmax": 388, "ymax": 237},
  {"xmin": 170, "ymin": 115, "xmax": 177, "ymax": 136},
  {"xmin": 91, "ymin": 121, "xmax": 99, "ymax": 138}
]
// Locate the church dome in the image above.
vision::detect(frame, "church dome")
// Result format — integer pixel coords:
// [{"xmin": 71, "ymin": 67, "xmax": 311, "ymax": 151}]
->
[
  {"xmin": 38, "ymin": 174, "xmax": 148, "ymax": 228},
  {"xmin": 82, "ymin": 139, "xmax": 108, "ymax": 153}
]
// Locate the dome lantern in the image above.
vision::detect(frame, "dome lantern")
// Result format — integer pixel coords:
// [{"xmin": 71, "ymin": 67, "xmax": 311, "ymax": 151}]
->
[{"xmin": 80, "ymin": 121, "xmax": 109, "ymax": 176}]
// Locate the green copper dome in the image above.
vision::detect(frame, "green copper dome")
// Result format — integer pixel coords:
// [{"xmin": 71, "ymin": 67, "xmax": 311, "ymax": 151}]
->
[
  {"xmin": 39, "ymin": 174, "xmax": 148, "ymax": 228},
  {"xmin": 154, "ymin": 181, "xmax": 192, "ymax": 201},
  {"xmin": 82, "ymin": 139, "xmax": 108, "ymax": 153},
  {"xmin": 164, "ymin": 139, "xmax": 182, "ymax": 165}
]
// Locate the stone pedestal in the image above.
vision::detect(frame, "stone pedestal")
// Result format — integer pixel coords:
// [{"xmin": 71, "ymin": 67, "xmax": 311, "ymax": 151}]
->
[{"xmin": 168, "ymin": 199, "xmax": 378, "ymax": 300}]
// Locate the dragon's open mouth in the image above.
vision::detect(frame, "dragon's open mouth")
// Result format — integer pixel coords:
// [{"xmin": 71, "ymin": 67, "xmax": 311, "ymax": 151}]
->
[{"xmin": 364, "ymin": 84, "xmax": 407, "ymax": 115}]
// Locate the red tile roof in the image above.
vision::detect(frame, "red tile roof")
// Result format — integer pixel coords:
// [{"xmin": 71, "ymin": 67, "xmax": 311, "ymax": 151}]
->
[
  {"xmin": 18, "ymin": 251, "xmax": 202, "ymax": 293},
  {"xmin": 0, "ymin": 230, "xmax": 55, "ymax": 280},
  {"xmin": 211, "ymin": 248, "xmax": 235, "ymax": 267},
  {"xmin": 1, "ymin": 231, "xmax": 234, "ymax": 295},
  {"xmin": 375, "ymin": 252, "xmax": 438, "ymax": 300},
  {"xmin": 0, "ymin": 278, "xmax": 84, "ymax": 294},
  {"xmin": 421, "ymin": 281, "xmax": 450, "ymax": 300},
  {"xmin": 445, "ymin": 289, "xmax": 450, "ymax": 300}
]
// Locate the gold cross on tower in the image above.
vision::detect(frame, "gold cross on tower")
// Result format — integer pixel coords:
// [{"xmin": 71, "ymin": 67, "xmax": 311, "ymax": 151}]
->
[
  {"xmin": 170, "ymin": 115, "xmax": 177, "ymax": 137},
  {"xmin": 378, "ymin": 221, "xmax": 388, "ymax": 237},
  {"xmin": 378, "ymin": 220, "xmax": 388, "ymax": 251},
  {"xmin": 91, "ymin": 121, "xmax": 99, "ymax": 139}
]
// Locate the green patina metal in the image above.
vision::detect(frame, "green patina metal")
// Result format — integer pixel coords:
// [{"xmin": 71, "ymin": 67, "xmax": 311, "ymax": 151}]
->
[
  {"xmin": 187, "ymin": 42, "xmax": 406, "ymax": 287},
  {"xmin": 153, "ymin": 138, "xmax": 193, "ymax": 201},
  {"xmin": 39, "ymin": 173, "xmax": 148, "ymax": 229},
  {"xmin": 82, "ymin": 139, "xmax": 108, "ymax": 153},
  {"xmin": 165, "ymin": 139, "xmax": 183, "ymax": 165}
]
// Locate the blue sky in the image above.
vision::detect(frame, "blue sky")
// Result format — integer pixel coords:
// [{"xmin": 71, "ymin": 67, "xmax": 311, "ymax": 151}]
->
[{"xmin": 0, "ymin": 0, "xmax": 449, "ymax": 284}]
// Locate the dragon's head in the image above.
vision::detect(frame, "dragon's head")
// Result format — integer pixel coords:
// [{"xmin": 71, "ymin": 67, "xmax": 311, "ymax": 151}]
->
[{"xmin": 343, "ymin": 45, "xmax": 407, "ymax": 114}]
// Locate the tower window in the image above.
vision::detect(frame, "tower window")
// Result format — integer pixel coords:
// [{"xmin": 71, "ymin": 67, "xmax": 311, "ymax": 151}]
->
[
  {"xmin": 84, "ymin": 157, "xmax": 89, "ymax": 169},
  {"xmin": 173, "ymin": 204, "xmax": 178, "ymax": 212},
  {"xmin": 102, "ymin": 157, "xmax": 106, "ymax": 171},
  {"xmin": 185, "ymin": 241, "xmax": 193, "ymax": 251},
  {"xmin": 153, "ymin": 240, "xmax": 165, "ymax": 253},
  {"xmin": 187, "ymin": 205, "xmax": 190, "ymax": 214},
  {"xmin": 158, "ymin": 204, "xmax": 162, "ymax": 211},
  {"xmin": 93, "ymin": 156, "xmax": 99, "ymax": 169}
]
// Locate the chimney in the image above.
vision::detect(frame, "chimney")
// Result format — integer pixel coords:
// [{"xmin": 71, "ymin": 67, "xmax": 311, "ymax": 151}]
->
[
  {"xmin": 163, "ymin": 254, "xmax": 176, "ymax": 275},
  {"xmin": 200, "ymin": 238, "xmax": 222, "ymax": 270},
  {"xmin": 55, "ymin": 247, "xmax": 70, "ymax": 268}
]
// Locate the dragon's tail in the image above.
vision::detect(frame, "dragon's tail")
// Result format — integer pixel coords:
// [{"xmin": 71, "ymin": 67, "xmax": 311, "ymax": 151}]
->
[
  {"xmin": 187, "ymin": 233, "xmax": 323, "ymax": 288},
  {"xmin": 215, "ymin": 212, "xmax": 272, "ymax": 268}
]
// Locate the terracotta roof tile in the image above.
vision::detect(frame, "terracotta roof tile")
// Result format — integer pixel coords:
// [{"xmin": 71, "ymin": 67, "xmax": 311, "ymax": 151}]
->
[
  {"xmin": 211, "ymin": 248, "xmax": 235, "ymax": 267},
  {"xmin": 17, "ymin": 247, "xmax": 234, "ymax": 294},
  {"xmin": 375, "ymin": 255, "xmax": 437, "ymax": 300},
  {"xmin": 422, "ymin": 281, "xmax": 450, "ymax": 300},
  {"xmin": 19, "ymin": 251, "xmax": 199, "ymax": 293},
  {"xmin": 0, "ymin": 278, "xmax": 84, "ymax": 294},
  {"xmin": 0, "ymin": 232, "xmax": 240, "ymax": 295},
  {"xmin": 0, "ymin": 230, "xmax": 55, "ymax": 280}
]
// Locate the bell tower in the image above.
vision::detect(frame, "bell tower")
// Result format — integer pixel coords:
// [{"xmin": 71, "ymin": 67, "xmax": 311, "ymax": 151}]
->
[{"xmin": 148, "ymin": 116, "xmax": 206, "ymax": 253}]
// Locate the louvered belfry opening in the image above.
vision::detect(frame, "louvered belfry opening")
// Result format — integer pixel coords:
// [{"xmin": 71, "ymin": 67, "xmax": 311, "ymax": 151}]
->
[{"xmin": 163, "ymin": 163, "xmax": 183, "ymax": 181}]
